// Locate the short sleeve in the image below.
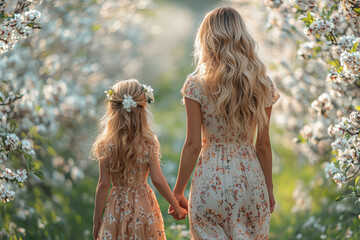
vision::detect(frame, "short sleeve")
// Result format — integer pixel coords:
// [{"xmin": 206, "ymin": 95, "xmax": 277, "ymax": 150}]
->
[
  {"xmin": 99, "ymin": 143, "xmax": 114, "ymax": 169},
  {"xmin": 265, "ymin": 76, "xmax": 280, "ymax": 108},
  {"xmin": 149, "ymin": 138, "xmax": 161, "ymax": 163},
  {"xmin": 180, "ymin": 77, "xmax": 202, "ymax": 104}
]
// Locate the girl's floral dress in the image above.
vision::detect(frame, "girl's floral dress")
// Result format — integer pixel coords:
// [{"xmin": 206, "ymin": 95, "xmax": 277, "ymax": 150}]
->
[
  {"xmin": 98, "ymin": 142, "xmax": 166, "ymax": 240},
  {"xmin": 181, "ymin": 76, "xmax": 280, "ymax": 240}
]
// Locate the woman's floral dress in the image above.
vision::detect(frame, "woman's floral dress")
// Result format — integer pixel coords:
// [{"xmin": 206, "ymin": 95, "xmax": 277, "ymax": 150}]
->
[
  {"xmin": 181, "ymin": 76, "xmax": 280, "ymax": 240},
  {"xmin": 98, "ymin": 142, "xmax": 166, "ymax": 240}
]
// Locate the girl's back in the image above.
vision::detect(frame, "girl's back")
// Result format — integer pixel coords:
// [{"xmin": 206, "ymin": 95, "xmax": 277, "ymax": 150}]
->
[
  {"xmin": 98, "ymin": 140, "xmax": 166, "ymax": 239},
  {"xmin": 107, "ymin": 141, "xmax": 156, "ymax": 187}
]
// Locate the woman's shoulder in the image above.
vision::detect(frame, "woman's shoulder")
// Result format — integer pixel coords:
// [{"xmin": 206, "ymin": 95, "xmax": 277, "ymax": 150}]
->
[{"xmin": 181, "ymin": 75, "xmax": 204, "ymax": 104}]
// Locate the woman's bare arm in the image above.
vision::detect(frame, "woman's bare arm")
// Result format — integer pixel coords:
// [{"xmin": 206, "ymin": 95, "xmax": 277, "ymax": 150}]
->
[
  {"xmin": 173, "ymin": 97, "xmax": 202, "ymax": 197},
  {"xmin": 255, "ymin": 106, "xmax": 276, "ymax": 212},
  {"xmin": 93, "ymin": 161, "xmax": 111, "ymax": 239}
]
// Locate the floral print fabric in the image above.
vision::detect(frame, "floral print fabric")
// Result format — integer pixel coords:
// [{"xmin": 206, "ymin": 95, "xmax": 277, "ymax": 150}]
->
[
  {"xmin": 181, "ymin": 76, "xmax": 280, "ymax": 240},
  {"xmin": 98, "ymin": 142, "xmax": 166, "ymax": 240}
]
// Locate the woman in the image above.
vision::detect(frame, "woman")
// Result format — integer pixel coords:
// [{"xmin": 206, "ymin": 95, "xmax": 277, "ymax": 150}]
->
[{"xmin": 169, "ymin": 7, "xmax": 280, "ymax": 239}]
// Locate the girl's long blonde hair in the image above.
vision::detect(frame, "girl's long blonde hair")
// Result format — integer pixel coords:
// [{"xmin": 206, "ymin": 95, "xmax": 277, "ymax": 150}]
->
[
  {"xmin": 91, "ymin": 79, "xmax": 157, "ymax": 184},
  {"xmin": 192, "ymin": 7, "xmax": 271, "ymax": 131}
]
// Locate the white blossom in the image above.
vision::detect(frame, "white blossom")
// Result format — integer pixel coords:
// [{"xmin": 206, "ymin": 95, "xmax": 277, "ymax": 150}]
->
[
  {"xmin": 310, "ymin": 93, "xmax": 332, "ymax": 117},
  {"xmin": 3, "ymin": 168, "xmax": 16, "ymax": 180},
  {"xmin": 122, "ymin": 94, "xmax": 137, "ymax": 112},
  {"xmin": 340, "ymin": 50, "xmax": 360, "ymax": 76},
  {"xmin": 15, "ymin": 170, "xmax": 27, "ymax": 183},
  {"xmin": 4, "ymin": 133, "xmax": 20, "ymax": 150},
  {"xmin": 0, "ymin": 184, "xmax": 15, "ymax": 203},
  {"xmin": 24, "ymin": 10, "xmax": 41, "ymax": 21},
  {"xmin": 21, "ymin": 139, "xmax": 35, "ymax": 155},
  {"xmin": 304, "ymin": 16, "xmax": 334, "ymax": 36}
]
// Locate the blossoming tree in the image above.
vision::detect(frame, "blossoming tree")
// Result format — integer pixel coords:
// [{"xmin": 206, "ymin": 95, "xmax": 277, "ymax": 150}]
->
[
  {"xmin": 263, "ymin": 0, "xmax": 359, "ymax": 205},
  {"xmin": 0, "ymin": 0, "xmax": 42, "ymax": 204}
]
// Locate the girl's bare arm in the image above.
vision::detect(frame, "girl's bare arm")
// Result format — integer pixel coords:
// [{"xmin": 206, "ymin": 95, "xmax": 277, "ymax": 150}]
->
[
  {"xmin": 93, "ymin": 161, "xmax": 111, "ymax": 239},
  {"xmin": 149, "ymin": 152, "xmax": 187, "ymax": 219}
]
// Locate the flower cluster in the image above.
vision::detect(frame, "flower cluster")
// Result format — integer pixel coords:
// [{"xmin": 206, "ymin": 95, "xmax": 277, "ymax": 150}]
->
[
  {"xmin": 0, "ymin": 9, "xmax": 41, "ymax": 54},
  {"xmin": 339, "ymin": 0, "xmax": 360, "ymax": 23},
  {"xmin": 141, "ymin": 84, "xmax": 154, "ymax": 103},
  {"xmin": 3, "ymin": 168, "xmax": 28, "ymax": 183},
  {"xmin": 122, "ymin": 94, "xmax": 137, "ymax": 112},
  {"xmin": 340, "ymin": 50, "xmax": 360, "ymax": 76},
  {"xmin": 334, "ymin": 35, "xmax": 360, "ymax": 54},
  {"xmin": 0, "ymin": 0, "xmax": 9, "ymax": 12},
  {"xmin": 4, "ymin": 133, "xmax": 20, "ymax": 150},
  {"xmin": 104, "ymin": 89, "xmax": 114, "ymax": 103},
  {"xmin": 0, "ymin": 184, "xmax": 15, "ymax": 203},
  {"xmin": 310, "ymin": 93, "xmax": 332, "ymax": 117},
  {"xmin": 326, "ymin": 109, "xmax": 360, "ymax": 189},
  {"xmin": 304, "ymin": 16, "xmax": 334, "ymax": 36}
]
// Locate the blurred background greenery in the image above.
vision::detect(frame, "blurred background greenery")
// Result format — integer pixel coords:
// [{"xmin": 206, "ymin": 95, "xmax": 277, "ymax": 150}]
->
[{"xmin": 1, "ymin": 0, "xmax": 359, "ymax": 239}]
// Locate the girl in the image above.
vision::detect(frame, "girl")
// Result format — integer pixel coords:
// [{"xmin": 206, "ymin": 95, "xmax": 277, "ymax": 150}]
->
[
  {"xmin": 169, "ymin": 7, "xmax": 280, "ymax": 240},
  {"xmin": 91, "ymin": 79, "xmax": 187, "ymax": 240}
]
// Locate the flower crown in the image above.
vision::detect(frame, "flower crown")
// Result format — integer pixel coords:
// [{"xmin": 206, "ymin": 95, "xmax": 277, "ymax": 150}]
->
[{"xmin": 105, "ymin": 83, "xmax": 154, "ymax": 112}]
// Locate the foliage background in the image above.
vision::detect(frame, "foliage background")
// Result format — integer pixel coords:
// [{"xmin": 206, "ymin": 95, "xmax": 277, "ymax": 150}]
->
[{"xmin": 0, "ymin": 0, "xmax": 359, "ymax": 239}]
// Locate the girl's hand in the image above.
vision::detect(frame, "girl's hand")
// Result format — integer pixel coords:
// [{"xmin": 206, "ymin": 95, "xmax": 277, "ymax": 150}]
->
[
  {"xmin": 168, "ymin": 193, "xmax": 188, "ymax": 220},
  {"xmin": 268, "ymin": 188, "xmax": 276, "ymax": 213},
  {"xmin": 174, "ymin": 205, "xmax": 188, "ymax": 220},
  {"xmin": 93, "ymin": 221, "xmax": 101, "ymax": 240}
]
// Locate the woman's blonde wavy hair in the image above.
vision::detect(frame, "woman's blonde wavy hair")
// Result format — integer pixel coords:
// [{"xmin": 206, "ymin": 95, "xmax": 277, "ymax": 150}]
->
[
  {"xmin": 192, "ymin": 7, "xmax": 272, "ymax": 131},
  {"xmin": 91, "ymin": 79, "xmax": 157, "ymax": 184}
]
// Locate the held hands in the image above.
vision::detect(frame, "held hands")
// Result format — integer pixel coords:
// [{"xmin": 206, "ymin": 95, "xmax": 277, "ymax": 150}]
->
[{"xmin": 168, "ymin": 193, "xmax": 188, "ymax": 220}]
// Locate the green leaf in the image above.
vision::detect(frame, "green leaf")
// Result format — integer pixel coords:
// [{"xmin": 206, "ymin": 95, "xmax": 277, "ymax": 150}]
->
[
  {"xmin": 24, "ymin": 154, "xmax": 35, "ymax": 172},
  {"xmin": 329, "ymin": 4, "xmax": 337, "ymax": 15},
  {"xmin": 344, "ymin": 165, "xmax": 351, "ymax": 174},
  {"xmin": 351, "ymin": 41, "xmax": 359, "ymax": 53},
  {"xmin": 294, "ymin": 4, "xmax": 304, "ymax": 11},
  {"xmin": 327, "ymin": 59, "xmax": 340, "ymax": 69},
  {"xmin": 354, "ymin": 8, "xmax": 360, "ymax": 15},
  {"xmin": 355, "ymin": 176, "xmax": 360, "ymax": 187},
  {"xmin": 335, "ymin": 195, "xmax": 346, "ymax": 201},
  {"xmin": 32, "ymin": 171, "xmax": 44, "ymax": 181},
  {"xmin": 297, "ymin": 134, "xmax": 307, "ymax": 143},
  {"xmin": 47, "ymin": 146, "xmax": 57, "ymax": 156},
  {"xmin": 91, "ymin": 24, "xmax": 101, "ymax": 32},
  {"xmin": 9, "ymin": 120, "xmax": 18, "ymax": 132}
]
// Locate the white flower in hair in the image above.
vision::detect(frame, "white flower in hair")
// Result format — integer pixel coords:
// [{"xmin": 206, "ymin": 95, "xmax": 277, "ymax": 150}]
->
[
  {"xmin": 142, "ymin": 84, "xmax": 154, "ymax": 103},
  {"xmin": 122, "ymin": 94, "xmax": 137, "ymax": 112}
]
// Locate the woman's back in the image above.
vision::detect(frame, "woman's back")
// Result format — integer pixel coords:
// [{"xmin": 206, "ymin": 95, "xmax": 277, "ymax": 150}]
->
[{"xmin": 181, "ymin": 76, "xmax": 279, "ymax": 146}]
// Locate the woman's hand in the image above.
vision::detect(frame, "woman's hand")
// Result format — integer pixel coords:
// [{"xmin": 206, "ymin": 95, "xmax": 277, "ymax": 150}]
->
[
  {"xmin": 268, "ymin": 188, "xmax": 276, "ymax": 213},
  {"xmin": 168, "ymin": 193, "xmax": 188, "ymax": 220},
  {"xmin": 93, "ymin": 221, "xmax": 101, "ymax": 240}
]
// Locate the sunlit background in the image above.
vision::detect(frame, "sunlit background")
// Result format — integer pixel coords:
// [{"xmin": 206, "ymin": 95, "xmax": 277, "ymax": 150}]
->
[{"xmin": 1, "ymin": 0, "xmax": 359, "ymax": 239}]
